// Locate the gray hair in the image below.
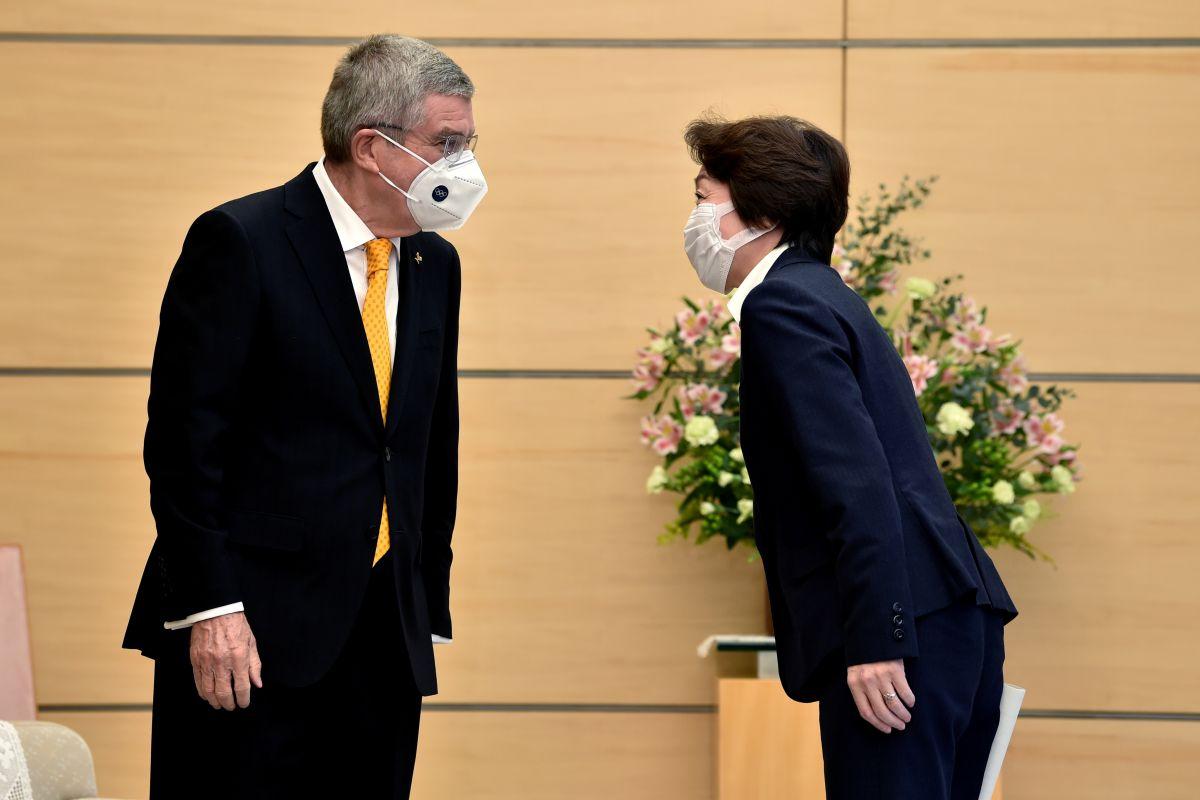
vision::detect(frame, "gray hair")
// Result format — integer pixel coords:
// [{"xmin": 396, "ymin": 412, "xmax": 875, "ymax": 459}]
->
[{"xmin": 320, "ymin": 34, "xmax": 475, "ymax": 163}]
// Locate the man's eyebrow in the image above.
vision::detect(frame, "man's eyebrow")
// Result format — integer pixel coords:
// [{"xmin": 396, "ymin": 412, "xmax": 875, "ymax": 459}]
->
[{"xmin": 435, "ymin": 126, "xmax": 474, "ymax": 138}]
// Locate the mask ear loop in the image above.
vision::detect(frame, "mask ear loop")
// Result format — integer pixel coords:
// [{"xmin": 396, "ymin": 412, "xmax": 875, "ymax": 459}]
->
[
  {"xmin": 373, "ymin": 128, "xmax": 434, "ymax": 203},
  {"xmin": 712, "ymin": 201, "xmax": 777, "ymax": 249}
]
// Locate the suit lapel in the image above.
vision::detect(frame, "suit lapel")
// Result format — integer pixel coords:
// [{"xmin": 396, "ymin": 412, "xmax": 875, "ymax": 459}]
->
[
  {"xmin": 385, "ymin": 236, "xmax": 423, "ymax": 438},
  {"xmin": 283, "ymin": 167, "xmax": 382, "ymax": 426}
]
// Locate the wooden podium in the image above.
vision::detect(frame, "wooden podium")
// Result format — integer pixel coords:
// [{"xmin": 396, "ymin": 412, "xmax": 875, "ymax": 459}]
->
[{"xmin": 716, "ymin": 678, "xmax": 1004, "ymax": 799}]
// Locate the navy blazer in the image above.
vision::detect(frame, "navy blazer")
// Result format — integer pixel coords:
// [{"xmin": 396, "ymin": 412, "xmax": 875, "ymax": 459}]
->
[
  {"xmin": 738, "ymin": 247, "xmax": 1017, "ymax": 702},
  {"xmin": 122, "ymin": 164, "xmax": 460, "ymax": 696}
]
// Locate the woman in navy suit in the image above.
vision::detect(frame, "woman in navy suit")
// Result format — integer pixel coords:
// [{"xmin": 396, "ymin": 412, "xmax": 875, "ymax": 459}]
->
[{"xmin": 681, "ymin": 115, "xmax": 1018, "ymax": 800}]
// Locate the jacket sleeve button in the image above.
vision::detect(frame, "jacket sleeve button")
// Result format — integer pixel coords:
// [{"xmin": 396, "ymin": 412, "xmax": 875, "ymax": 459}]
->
[
  {"xmin": 893, "ymin": 615, "xmax": 904, "ymax": 626},
  {"xmin": 893, "ymin": 628, "xmax": 905, "ymax": 641},
  {"xmin": 892, "ymin": 602, "xmax": 903, "ymax": 614}
]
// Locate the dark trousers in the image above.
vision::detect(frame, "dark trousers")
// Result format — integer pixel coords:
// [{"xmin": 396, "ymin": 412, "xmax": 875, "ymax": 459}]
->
[
  {"xmin": 149, "ymin": 555, "xmax": 422, "ymax": 800},
  {"xmin": 819, "ymin": 598, "xmax": 1006, "ymax": 800}
]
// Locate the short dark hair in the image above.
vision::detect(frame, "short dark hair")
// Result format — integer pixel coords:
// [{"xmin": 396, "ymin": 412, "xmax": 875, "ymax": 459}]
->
[{"xmin": 684, "ymin": 115, "xmax": 850, "ymax": 263}]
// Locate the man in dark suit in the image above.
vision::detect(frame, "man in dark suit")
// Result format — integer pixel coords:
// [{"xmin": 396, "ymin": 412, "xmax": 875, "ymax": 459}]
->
[
  {"xmin": 122, "ymin": 35, "xmax": 487, "ymax": 799},
  {"xmin": 682, "ymin": 115, "xmax": 1018, "ymax": 799}
]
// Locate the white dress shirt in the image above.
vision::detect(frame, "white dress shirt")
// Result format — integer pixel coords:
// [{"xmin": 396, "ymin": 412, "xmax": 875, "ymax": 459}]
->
[
  {"xmin": 727, "ymin": 243, "xmax": 790, "ymax": 323},
  {"xmin": 165, "ymin": 158, "xmax": 450, "ymax": 644}
]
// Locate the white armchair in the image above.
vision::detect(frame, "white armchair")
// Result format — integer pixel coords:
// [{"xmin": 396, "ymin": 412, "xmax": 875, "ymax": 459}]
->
[{"xmin": 1, "ymin": 721, "xmax": 117, "ymax": 800}]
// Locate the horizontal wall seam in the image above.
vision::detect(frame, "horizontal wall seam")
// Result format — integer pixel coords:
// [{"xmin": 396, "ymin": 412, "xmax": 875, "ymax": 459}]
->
[
  {"xmin": 1, "ymin": 367, "xmax": 1199, "ymax": 383},
  {"xmin": 1, "ymin": 32, "xmax": 1199, "ymax": 49},
  {"xmin": 34, "ymin": 702, "xmax": 1200, "ymax": 721}
]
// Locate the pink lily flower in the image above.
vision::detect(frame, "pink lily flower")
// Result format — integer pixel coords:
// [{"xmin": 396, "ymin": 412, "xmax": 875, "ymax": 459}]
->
[
  {"xmin": 652, "ymin": 416, "xmax": 683, "ymax": 456},
  {"xmin": 903, "ymin": 354, "xmax": 939, "ymax": 396},
  {"xmin": 721, "ymin": 322, "xmax": 742, "ymax": 355},
  {"xmin": 998, "ymin": 355, "xmax": 1029, "ymax": 393},
  {"xmin": 951, "ymin": 323, "xmax": 994, "ymax": 355},
  {"xmin": 631, "ymin": 348, "xmax": 666, "ymax": 393},
  {"xmin": 676, "ymin": 308, "xmax": 713, "ymax": 346},
  {"xmin": 991, "ymin": 399, "xmax": 1025, "ymax": 435},
  {"xmin": 1024, "ymin": 413, "xmax": 1066, "ymax": 454}
]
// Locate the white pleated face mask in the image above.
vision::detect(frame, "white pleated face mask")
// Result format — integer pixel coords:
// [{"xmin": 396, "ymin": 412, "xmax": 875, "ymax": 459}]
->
[
  {"xmin": 683, "ymin": 202, "xmax": 776, "ymax": 292},
  {"xmin": 374, "ymin": 129, "xmax": 489, "ymax": 232}
]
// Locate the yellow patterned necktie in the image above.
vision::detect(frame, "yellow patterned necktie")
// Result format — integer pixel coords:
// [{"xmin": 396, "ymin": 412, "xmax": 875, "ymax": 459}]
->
[{"xmin": 363, "ymin": 237, "xmax": 393, "ymax": 565}]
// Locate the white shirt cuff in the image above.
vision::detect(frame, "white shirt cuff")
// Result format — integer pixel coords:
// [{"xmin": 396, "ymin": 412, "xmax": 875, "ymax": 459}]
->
[
  {"xmin": 432, "ymin": 634, "xmax": 452, "ymax": 644},
  {"xmin": 163, "ymin": 602, "xmax": 245, "ymax": 630}
]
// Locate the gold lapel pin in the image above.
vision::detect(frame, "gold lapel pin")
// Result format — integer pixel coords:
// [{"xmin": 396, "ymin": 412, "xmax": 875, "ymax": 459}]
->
[{"xmin": 414, "ymin": 252, "xmax": 423, "ymax": 265}]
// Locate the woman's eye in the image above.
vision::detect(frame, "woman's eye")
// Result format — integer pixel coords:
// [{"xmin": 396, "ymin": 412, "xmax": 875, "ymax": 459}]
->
[{"xmin": 694, "ymin": 192, "xmax": 705, "ymax": 201}]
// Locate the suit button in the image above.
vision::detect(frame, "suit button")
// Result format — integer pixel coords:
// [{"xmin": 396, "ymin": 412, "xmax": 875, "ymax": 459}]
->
[
  {"xmin": 893, "ymin": 628, "xmax": 905, "ymax": 641},
  {"xmin": 893, "ymin": 615, "xmax": 904, "ymax": 626},
  {"xmin": 384, "ymin": 446, "xmax": 392, "ymax": 462},
  {"xmin": 892, "ymin": 602, "xmax": 903, "ymax": 614}
]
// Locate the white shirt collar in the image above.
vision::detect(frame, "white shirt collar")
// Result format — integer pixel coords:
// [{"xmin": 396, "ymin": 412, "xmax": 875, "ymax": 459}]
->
[
  {"xmin": 726, "ymin": 243, "xmax": 790, "ymax": 323},
  {"xmin": 312, "ymin": 157, "xmax": 378, "ymax": 253}
]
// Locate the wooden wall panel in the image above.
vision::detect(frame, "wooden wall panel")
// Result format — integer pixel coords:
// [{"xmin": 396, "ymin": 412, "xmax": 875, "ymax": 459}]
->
[
  {"xmin": 1004, "ymin": 717, "xmax": 1200, "ymax": 799},
  {"xmin": 0, "ymin": 43, "xmax": 842, "ymax": 371},
  {"xmin": 844, "ymin": 48, "xmax": 1200, "ymax": 373},
  {"xmin": 0, "ymin": 0, "xmax": 842, "ymax": 39},
  {"xmin": 0, "ymin": 377, "xmax": 763, "ymax": 706},
  {"xmin": 48, "ymin": 708, "xmax": 1200, "ymax": 800},
  {"xmin": 0, "ymin": 378, "xmax": 155, "ymax": 706},
  {"xmin": 40, "ymin": 708, "xmax": 716, "ymax": 800},
  {"xmin": 5, "ymin": 376, "xmax": 1199, "ymax": 712},
  {"xmin": 440, "ymin": 47, "xmax": 841, "ymax": 371},
  {"xmin": 849, "ymin": 0, "xmax": 1200, "ymax": 39},
  {"xmin": 0, "ymin": 43, "xmax": 332, "ymax": 368},
  {"xmin": 412, "ymin": 710, "xmax": 714, "ymax": 800},
  {"xmin": 994, "ymin": 383, "xmax": 1200, "ymax": 714},
  {"xmin": 433, "ymin": 378, "xmax": 764, "ymax": 704}
]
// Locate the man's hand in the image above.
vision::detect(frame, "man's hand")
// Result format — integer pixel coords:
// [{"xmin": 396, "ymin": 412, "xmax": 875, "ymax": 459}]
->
[
  {"xmin": 189, "ymin": 611, "xmax": 263, "ymax": 711},
  {"xmin": 846, "ymin": 659, "xmax": 916, "ymax": 734}
]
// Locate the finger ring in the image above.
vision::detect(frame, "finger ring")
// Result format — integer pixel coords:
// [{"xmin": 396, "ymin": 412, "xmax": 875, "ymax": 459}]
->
[{"xmin": 883, "ymin": 692, "xmax": 898, "ymax": 702}]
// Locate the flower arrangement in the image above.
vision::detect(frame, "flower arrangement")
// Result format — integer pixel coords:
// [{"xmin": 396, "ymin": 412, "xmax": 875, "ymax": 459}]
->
[{"xmin": 630, "ymin": 178, "xmax": 1080, "ymax": 559}]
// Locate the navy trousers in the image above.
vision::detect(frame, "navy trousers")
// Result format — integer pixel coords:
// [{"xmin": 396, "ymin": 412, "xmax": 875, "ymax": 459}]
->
[
  {"xmin": 818, "ymin": 598, "xmax": 1006, "ymax": 800},
  {"xmin": 149, "ymin": 555, "xmax": 422, "ymax": 799}
]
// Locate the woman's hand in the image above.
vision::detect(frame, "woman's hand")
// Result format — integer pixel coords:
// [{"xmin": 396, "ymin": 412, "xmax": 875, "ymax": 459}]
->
[{"xmin": 846, "ymin": 659, "xmax": 916, "ymax": 733}]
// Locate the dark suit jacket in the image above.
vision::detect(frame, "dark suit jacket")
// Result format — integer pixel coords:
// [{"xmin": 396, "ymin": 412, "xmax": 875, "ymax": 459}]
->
[
  {"xmin": 122, "ymin": 164, "xmax": 460, "ymax": 696},
  {"xmin": 738, "ymin": 247, "xmax": 1017, "ymax": 702}
]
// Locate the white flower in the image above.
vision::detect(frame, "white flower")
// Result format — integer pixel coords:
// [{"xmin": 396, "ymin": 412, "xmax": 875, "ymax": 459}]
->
[
  {"xmin": 991, "ymin": 480, "xmax": 1015, "ymax": 505},
  {"xmin": 645, "ymin": 465, "xmax": 668, "ymax": 495},
  {"xmin": 730, "ymin": 447, "xmax": 745, "ymax": 464},
  {"xmin": 1023, "ymin": 498, "xmax": 1041, "ymax": 520},
  {"xmin": 741, "ymin": 467, "xmax": 751, "ymax": 484},
  {"xmin": 935, "ymin": 402, "xmax": 974, "ymax": 437},
  {"xmin": 1009, "ymin": 516, "xmax": 1031, "ymax": 535},
  {"xmin": 648, "ymin": 336, "xmax": 671, "ymax": 354},
  {"xmin": 700, "ymin": 501, "xmax": 718, "ymax": 516},
  {"xmin": 1017, "ymin": 470, "xmax": 1037, "ymax": 490},
  {"xmin": 684, "ymin": 415, "xmax": 720, "ymax": 447},
  {"xmin": 718, "ymin": 471, "xmax": 737, "ymax": 487},
  {"xmin": 1050, "ymin": 465, "xmax": 1075, "ymax": 493},
  {"xmin": 736, "ymin": 498, "xmax": 754, "ymax": 523},
  {"xmin": 906, "ymin": 277, "xmax": 937, "ymax": 300}
]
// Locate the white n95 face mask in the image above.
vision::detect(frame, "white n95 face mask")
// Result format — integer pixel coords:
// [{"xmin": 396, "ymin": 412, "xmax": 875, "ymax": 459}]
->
[
  {"xmin": 374, "ymin": 129, "xmax": 489, "ymax": 232},
  {"xmin": 684, "ymin": 202, "xmax": 776, "ymax": 292}
]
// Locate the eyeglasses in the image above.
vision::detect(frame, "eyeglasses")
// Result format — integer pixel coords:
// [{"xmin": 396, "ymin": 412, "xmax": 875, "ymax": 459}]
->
[{"xmin": 371, "ymin": 124, "xmax": 479, "ymax": 165}]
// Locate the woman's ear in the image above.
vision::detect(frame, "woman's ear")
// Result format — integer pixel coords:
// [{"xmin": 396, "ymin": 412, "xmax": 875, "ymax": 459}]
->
[{"xmin": 718, "ymin": 205, "xmax": 750, "ymax": 239}]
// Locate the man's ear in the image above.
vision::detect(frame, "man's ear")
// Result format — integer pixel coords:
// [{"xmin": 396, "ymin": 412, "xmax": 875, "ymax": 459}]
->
[{"xmin": 349, "ymin": 128, "xmax": 383, "ymax": 173}]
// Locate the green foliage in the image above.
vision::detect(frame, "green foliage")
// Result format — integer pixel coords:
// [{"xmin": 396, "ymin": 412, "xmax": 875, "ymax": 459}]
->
[{"xmin": 631, "ymin": 178, "xmax": 1080, "ymax": 561}]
